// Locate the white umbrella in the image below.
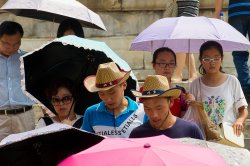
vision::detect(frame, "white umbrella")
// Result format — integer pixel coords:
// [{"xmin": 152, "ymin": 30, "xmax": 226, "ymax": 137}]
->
[
  {"xmin": 177, "ymin": 137, "xmax": 250, "ymax": 166},
  {"xmin": 1, "ymin": 0, "xmax": 106, "ymax": 31}
]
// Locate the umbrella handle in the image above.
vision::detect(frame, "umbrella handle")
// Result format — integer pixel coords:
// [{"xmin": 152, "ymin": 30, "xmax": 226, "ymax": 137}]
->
[{"xmin": 67, "ymin": 100, "xmax": 75, "ymax": 120}]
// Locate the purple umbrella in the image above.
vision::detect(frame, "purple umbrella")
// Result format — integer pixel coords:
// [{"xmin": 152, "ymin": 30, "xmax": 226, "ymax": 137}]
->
[{"xmin": 130, "ymin": 16, "xmax": 250, "ymax": 53}]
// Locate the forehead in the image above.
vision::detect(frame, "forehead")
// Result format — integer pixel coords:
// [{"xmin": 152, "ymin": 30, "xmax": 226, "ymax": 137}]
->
[
  {"xmin": 143, "ymin": 97, "xmax": 168, "ymax": 107},
  {"xmin": 99, "ymin": 84, "xmax": 121, "ymax": 93},
  {"xmin": 63, "ymin": 29, "xmax": 75, "ymax": 35},
  {"xmin": 53, "ymin": 87, "xmax": 71, "ymax": 96},
  {"xmin": 201, "ymin": 47, "xmax": 222, "ymax": 57},
  {"xmin": 156, "ymin": 51, "xmax": 175, "ymax": 62},
  {"xmin": 0, "ymin": 33, "xmax": 21, "ymax": 43}
]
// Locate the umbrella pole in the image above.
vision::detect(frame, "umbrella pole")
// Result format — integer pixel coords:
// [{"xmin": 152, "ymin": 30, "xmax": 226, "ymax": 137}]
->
[
  {"xmin": 49, "ymin": 17, "xmax": 56, "ymax": 39},
  {"xmin": 188, "ymin": 40, "xmax": 191, "ymax": 89}
]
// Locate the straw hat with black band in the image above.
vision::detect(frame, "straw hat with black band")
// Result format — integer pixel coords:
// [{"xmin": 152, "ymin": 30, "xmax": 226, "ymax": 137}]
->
[
  {"xmin": 84, "ymin": 62, "xmax": 131, "ymax": 92},
  {"xmin": 131, "ymin": 75, "xmax": 181, "ymax": 98}
]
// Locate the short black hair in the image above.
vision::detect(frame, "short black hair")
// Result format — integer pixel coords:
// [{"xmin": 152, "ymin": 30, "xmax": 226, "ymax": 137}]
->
[
  {"xmin": 0, "ymin": 21, "xmax": 24, "ymax": 37},
  {"xmin": 57, "ymin": 18, "xmax": 84, "ymax": 38},
  {"xmin": 152, "ymin": 47, "xmax": 177, "ymax": 65}
]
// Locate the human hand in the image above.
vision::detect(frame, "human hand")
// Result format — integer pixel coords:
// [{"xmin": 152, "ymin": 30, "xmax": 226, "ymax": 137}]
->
[
  {"xmin": 233, "ymin": 120, "xmax": 244, "ymax": 136},
  {"xmin": 185, "ymin": 92, "xmax": 195, "ymax": 105}
]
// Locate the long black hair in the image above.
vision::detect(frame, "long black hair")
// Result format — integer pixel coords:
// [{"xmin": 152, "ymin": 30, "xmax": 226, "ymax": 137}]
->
[
  {"xmin": 198, "ymin": 41, "xmax": 225, "ymax": 75},
  {"xmin": 152, "ymin": 47, "xmax": 177, "ymax": 65},
  {"xmin": 57, "ymin": 18, "xmax": 84, "ymax": 38}
]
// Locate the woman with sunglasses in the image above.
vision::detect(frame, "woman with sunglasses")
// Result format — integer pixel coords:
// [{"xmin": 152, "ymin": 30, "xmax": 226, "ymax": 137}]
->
[
  {"xmin": 189, "ymin": 41, "xmax": 248, "ymax": 137},
  {"xmin": 36, "ymin": 78, "xmax": 83, "ymax": 128}
]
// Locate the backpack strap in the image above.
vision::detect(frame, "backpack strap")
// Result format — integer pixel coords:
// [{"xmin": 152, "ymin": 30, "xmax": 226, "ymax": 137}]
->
[
  {"xmin": 40, "ymin": 116, "xmax": 54, "ymax": 126},
  {"xmin": 73, "ymin": 117, "xmax": 83, "ymax": 128}
]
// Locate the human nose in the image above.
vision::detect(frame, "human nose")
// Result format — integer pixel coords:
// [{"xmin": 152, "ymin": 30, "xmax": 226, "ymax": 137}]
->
[
  {"xmin": 209, "ymin": 59, "xmax": 216, "ymax": 62},
  {"xmin": 54, "ymin": 100, "xmax": 65, "ymax": 106},
  {"xmin": 103, "ymin": 96, "xmax": 112, "ymax": 103},
  {"xmin": 209, "ymin": 59, "xmax": 217, "ymax": 65},
  {"xmin": 150, "ymin": 111, "xmax": 159, "ymax": 119},
  {"xmin": 163, "ymin": 63, "xmax": 172, "ymax": 68}
]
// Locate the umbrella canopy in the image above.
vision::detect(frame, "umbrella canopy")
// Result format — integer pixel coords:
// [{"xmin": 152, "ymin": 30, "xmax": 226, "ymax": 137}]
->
[
  {"xmin": 58, "ymin": 135, "xmax": 227, "ymax": 166},
  {"xmin": 1, "ymin": 0, "xmax": 106, "ymax": 31},
  {"xmin": 20, "ymin": 35, "xmax": 138, "ymax": 115},
  {"xmin": 0, "ymin": 123, "xmax": 104, "ymax": 166},
  {"xmin": 177, "ymin": 137, "xmax": 250, "ymax": 166},
  {"xmin": 130, "ymin": 16, "xmax": 250, "ymax": 53}
]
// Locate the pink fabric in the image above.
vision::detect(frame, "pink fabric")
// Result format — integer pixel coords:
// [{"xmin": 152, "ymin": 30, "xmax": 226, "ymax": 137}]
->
[{"xmin": 59, "ymin": 135, "xmax": 227, "ymax": 166}]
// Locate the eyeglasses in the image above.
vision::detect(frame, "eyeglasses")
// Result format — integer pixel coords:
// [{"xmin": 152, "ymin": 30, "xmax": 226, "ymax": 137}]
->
[
  {"xmin": 0, "ymin": 40, "xmax": 21, "ymax": 49},
  {"xmin": 155, "ymin": 62, "xmax": 175, "ymax": 68},
  {"xmin": 202, "ymin": 57, "xmax": 221, "ymax": 63},
  {"xmin": 51, "ymin": 96, "xmax": 73, "ymax": 106}
]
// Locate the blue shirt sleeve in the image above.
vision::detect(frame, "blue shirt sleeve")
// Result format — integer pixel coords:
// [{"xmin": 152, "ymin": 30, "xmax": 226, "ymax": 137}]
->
[
  {"xmin": 81, "ymin": 108, "xmax": 95, "ymax": 133},
  {"xmin": 143, "ymin": 114, "xmax": 149, "ymax": 123}
]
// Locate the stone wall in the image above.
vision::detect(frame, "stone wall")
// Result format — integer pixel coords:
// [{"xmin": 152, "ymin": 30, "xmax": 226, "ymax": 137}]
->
[{"xmin": 0, "ymin": 0, "xmax": 246, "ymax": 81}]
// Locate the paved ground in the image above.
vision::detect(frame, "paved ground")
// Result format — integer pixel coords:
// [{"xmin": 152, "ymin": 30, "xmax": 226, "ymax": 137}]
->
[{"xmin": 244, "ymin": 119, "xmax": 250, "ymax": 150}]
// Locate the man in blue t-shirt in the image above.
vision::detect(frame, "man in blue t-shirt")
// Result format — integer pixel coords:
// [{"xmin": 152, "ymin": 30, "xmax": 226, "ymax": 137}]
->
[
  {"xmin": 129, "ymin": 75, "xmax": 204, "ymax": 139},
  {"xmin": 215, "ymin": 0, "xmax": 250, "ymax": 99},
  {"xmin": 81, "ymin": 62, "xmax": 145, "ymax": 138}
]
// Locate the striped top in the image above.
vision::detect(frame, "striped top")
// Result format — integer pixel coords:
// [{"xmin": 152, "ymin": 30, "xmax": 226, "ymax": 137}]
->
[
  {"xmin": 229, "ymin": 0, "xmax": 250, "ymax": 17},
  {"xmin": 177, "ymin": 0, "xmax": 199, "ymax": 17}
]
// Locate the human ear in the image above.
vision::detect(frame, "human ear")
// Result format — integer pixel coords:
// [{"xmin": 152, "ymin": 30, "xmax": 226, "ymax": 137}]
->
[
  {"xmin": 122, "ymin": 81, "xmax": 127, "ymax": 90},
  {"xmin": 169, "ymin": 98, "xmax": 174, "ymax": 108}
]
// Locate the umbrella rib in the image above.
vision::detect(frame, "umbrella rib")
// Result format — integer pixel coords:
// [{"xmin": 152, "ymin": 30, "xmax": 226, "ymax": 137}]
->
[
  {"xmin": 139, "ymin": 148, "xmax": 166, "ymax": 166},
  {"xmin": 206, "ymin": 18, "xmax": 221, "ymax": 40},
  {"xmin": 155, "ymin": 145, "xmax": 218, "ymax": 165}
]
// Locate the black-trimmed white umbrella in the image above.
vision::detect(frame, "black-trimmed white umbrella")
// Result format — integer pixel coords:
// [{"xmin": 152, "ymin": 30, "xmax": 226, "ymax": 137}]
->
[
  {"xmin": 20, "ymin": 35, "xmax": 138, "ymax": 115},
  {"xmin": 0, "ymin": 123, "xmax": 104, "ymax": 166}
]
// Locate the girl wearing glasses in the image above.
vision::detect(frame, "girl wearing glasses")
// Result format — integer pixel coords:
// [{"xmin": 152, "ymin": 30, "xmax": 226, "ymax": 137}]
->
[
  {"xmin": 36, "ymin": 78, "xmax": 83, "ymax": 128},
  {"xmin": 140, "ymin": 47, "xmax": 192, "ymax": 117},
  {"xmin": 189, "ymin": 41, "xmax": 248, "ymax": 136}
]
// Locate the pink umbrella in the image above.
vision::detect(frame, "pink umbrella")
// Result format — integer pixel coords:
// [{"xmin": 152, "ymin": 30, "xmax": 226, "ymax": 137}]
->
[
  {"xmin": 58, "ymin": 135, "xmax": 227, "ymax": 166},
  {"xmin": 130, "ymin": 16, "xmax": 250, "ymax": 53}
]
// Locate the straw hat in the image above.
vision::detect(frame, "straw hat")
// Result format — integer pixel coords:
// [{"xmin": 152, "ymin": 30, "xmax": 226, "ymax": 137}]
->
[
  {"xmin": 131, "ymin": 75, "xmax": 181, "ymax": 98},
  {"xmin": 84, "ymin": 62, "xmax": 131, "ymax": 92}
]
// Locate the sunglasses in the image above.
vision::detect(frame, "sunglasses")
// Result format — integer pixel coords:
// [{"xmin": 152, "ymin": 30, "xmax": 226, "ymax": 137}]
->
[{"xmin": 51, "ymin": 95, "xmax": 73, "ymax": 106}]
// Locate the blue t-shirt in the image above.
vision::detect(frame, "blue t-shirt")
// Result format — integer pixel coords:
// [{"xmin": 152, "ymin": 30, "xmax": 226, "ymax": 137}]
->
[
  {"xmin": 81, "ymin": 97, "xmax": 146, "ymax": 138},
  {"xmin": 129, "ymin": 118, "xmax": 204, "ymax": 140}
]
